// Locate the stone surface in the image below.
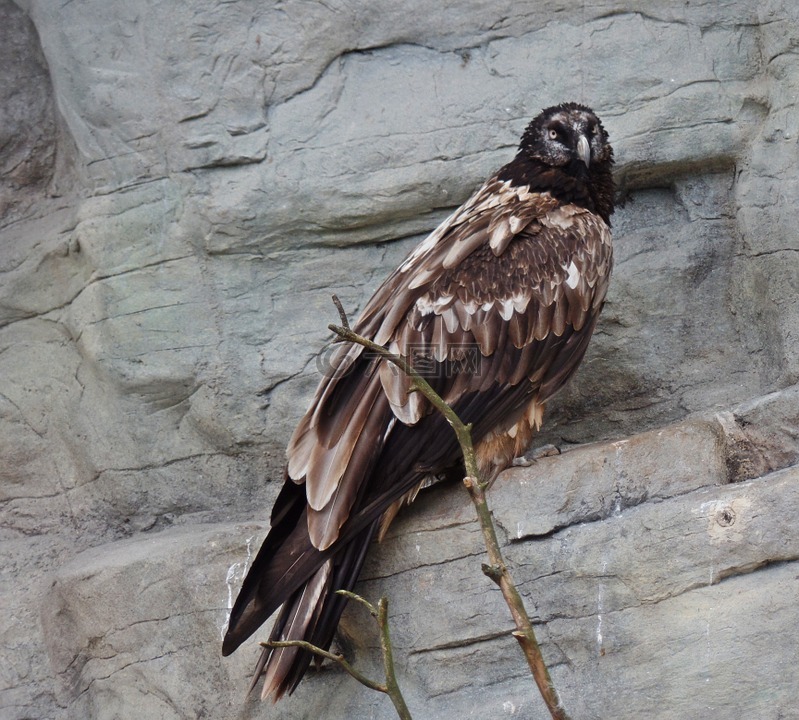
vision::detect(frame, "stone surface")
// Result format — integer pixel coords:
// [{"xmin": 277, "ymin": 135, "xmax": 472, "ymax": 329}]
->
[
  {"xmin": 40, "ymin": 410, "xmax": 799, "ymax": 720},
  {"xmin": 0, "ymin": 0, "xmax": 55, "ymax": 222},
  {"xmin": 2, "ymin": 0, "xmax": 799, "ymax": 718},
  {"xmin": 40, "ymin": 524, "xmax": 265, "ymax": 720}
]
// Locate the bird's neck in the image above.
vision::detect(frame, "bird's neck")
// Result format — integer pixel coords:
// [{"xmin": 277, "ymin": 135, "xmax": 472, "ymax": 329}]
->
[{"xmin": 499, "ymin": 155, "xmax": 615, "ymax": 226}]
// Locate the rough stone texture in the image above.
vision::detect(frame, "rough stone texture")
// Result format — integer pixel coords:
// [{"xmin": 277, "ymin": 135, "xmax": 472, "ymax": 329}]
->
[
  {"xmin": 2, "ymin": 0, "xmax": 799, "ymax": 718},
  {"xmin": 38, "ymin": 407, "xmax": 799, "ymax": 720},
  {"xmin": 0, "ymin": 1, "xmax": 56, "ymax": 223}
]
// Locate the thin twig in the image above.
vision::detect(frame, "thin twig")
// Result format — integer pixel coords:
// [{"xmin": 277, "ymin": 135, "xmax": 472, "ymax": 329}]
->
[
  {"xmin": 331, "ymin": 293, "xmax": 351, "ymax": 330},
  {"xmin": 327, "ymin": 300, "xmax": 570, "ymax": 720},
  {"xmin": 328, "ymin": 322, "xmax": 478, "ymax": 476},
  {"xmin": 261, "ymin": 640, "xmax": 386, "ymax": 694},
  {"xmin": 262, "ymin": 590, "xmax": 413, "ymax": 720},
  {"xmin": 377, "ymin": 597, "xmax": 412, "ymax": 720},
  {"xmin": 336, "ymin": 588, "xmax": 378, "ymax": 616},
  {"xmin": 462, "ymin": 476, "xmax": 569, "ymax": 720}
]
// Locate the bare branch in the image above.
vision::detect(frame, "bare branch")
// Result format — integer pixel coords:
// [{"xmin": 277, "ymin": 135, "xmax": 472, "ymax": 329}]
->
[
  {"xmin": 327, "ymin": 322, "xmax": 479, "ymax": 480},
  {"xmin": 264, "ymin": 589, "xmax": 413, "ymax": 720},
  {"xmin": 336, "ymin": 589, "xmax": 378, "ymax": 617},
  {"xmin": 331, "ymin": 294, "xmax": 351, "ymax": 331},
  {"xmin": 262, "ymin": 640, "xmax": 386, "ymax": 694},
  {"xmin": 328, "ymin": 299, "xmax": 570, "ymax": 720},
  {"xmin": 377, "ymin": 597, "xmax": 413, "ymax": 720}
]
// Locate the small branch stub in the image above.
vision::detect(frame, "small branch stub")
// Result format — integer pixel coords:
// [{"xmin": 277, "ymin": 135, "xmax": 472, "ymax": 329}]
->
[
  {"xmin": 482, "ymin": 563, "xmax": 504, "ymax": 582},
  {"xmin": 331, "ymin": 293, "xmax": 351, "ymax": 330}
]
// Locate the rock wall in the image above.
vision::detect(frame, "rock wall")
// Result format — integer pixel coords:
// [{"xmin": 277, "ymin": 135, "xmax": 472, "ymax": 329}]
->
[{"xmin": 2, "ymin": 1, "xmax": 798, "ymax": 718}]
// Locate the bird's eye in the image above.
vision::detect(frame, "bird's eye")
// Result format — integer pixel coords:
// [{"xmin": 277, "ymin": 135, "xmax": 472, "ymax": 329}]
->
[
  {"xmin": 589, "ymin": 124, "xmax": 599, "ymax": 136},
  {"xmin": 548, "ymin": 128, "xmax": 558, "ymax": 140}
]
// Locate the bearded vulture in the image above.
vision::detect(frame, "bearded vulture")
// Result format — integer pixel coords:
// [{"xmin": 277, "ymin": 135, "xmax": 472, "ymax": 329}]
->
[{"xmin": 223, "ymin": 102, "xmax": 615, "ymax": 701}]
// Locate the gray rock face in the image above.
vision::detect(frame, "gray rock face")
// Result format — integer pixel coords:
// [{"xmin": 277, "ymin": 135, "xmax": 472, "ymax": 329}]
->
[
  {"xmin": 2, "ymin": 0, "xmax": 799, "ymax": 718},
  {"xmin": 0, "ymin": 1, "xmax": 55, "ymax": 222}
]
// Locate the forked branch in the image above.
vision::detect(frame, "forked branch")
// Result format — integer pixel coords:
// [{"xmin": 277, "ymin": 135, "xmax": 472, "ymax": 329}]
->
[{"xmin": 262, "ymin": 591, "xmax": 412, "ymax": 720}]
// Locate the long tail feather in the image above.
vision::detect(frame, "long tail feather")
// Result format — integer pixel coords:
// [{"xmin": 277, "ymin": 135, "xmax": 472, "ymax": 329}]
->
[
  {"xmin": 261, "ymin": 560, "xmax": 333, "ymax": 700},
  {"xmin": 234, "ymin": 520, "xmax": 382, "ymax": 699}
]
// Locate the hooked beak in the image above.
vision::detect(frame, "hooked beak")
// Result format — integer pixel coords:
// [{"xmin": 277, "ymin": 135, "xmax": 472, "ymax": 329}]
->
[{"xmin": 576, "ymin": 134, "xmax": 591, "ymax": 167}]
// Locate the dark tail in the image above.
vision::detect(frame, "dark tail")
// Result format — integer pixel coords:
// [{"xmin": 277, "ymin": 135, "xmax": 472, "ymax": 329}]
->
[{"xmin": 223, "ymin": 480, "xmax": 380, "ymax": 700}]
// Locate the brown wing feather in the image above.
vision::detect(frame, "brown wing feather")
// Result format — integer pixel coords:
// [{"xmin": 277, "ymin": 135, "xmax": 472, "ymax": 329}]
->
[
  {"xmin": 285, "ymin": 181, "xmax": 563, "ymax": 481},
  {"xmin": 307, "ymin": 378, "xmax": 390, "ymax": 548},
  {"xmin": 367, "ymin": 205, "xmax": 612, "ymax": 490},
  {"xmin": 289, "ymin": 190, "xmax": 610, "ymax": 551}
]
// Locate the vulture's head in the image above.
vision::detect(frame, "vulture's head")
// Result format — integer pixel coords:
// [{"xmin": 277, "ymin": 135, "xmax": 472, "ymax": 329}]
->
[{"xmin": 519, "ymin": 102, "xmax": 613, "ymax": 171}]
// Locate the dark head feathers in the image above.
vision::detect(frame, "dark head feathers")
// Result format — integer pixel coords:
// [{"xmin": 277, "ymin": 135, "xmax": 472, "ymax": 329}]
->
[
  {"xmin": 519, "ymin": 102, "xmax": 612, "ymax": 166},
  {"xmin": 507, "ymin": 102, "xmax": 615, "ymax": 225},
  {"xmin": 520, "ymin": 102, "xmax": 597, "ymax": 145}
]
